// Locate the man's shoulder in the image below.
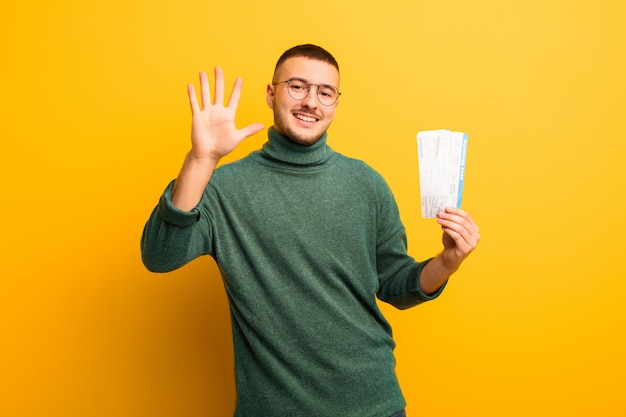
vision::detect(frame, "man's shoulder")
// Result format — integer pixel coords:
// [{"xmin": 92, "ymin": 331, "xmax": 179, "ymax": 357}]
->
[
  {"xmin": 333, "ymin": 151, "xmax": 375, "ymax": 171},
  {"xmin": 333, "ymin": 152, "xmax": 387, "ymax": 180},
  {"xmin": 212, "ymin": 152, "xmax": 259, "ymax": 175}
]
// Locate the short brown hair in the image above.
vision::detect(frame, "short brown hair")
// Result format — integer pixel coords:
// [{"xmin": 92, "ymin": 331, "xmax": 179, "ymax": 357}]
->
[{"xmin": 274, "ymin": 44, "xmax": 339, "ymax": 78}]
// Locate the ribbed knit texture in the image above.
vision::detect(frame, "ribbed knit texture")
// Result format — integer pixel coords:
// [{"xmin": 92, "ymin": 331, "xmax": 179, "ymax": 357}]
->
[{"xmin": 141, "ymin": 128, "xmax": 445, "ymax": 417}]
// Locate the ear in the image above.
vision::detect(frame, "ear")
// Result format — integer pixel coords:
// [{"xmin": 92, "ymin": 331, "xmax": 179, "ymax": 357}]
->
[{"xmin": 266, "ymin": 84, "xmax": 275, "ymax": 108}]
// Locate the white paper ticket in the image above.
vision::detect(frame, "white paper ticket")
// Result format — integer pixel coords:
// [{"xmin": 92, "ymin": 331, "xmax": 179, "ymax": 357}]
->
[{"xmin": 417, "ymin": 129, "xmax": 468, "ymax": 218}]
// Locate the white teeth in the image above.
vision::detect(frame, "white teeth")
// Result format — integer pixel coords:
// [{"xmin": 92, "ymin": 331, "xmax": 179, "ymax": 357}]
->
[{"xmin": 295, "ymin": 114, "xmax": 316, "ymax": 122}]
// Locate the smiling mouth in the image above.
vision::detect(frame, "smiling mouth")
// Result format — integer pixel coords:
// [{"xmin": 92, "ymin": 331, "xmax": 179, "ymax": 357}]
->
[{"xmin": 294, "ymin": 113, "xmax": 319, "ymax": 123}]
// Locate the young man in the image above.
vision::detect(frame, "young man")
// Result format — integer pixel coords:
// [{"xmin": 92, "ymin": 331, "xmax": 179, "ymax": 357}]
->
[{"xmin": 141, "ymin": 44, "xmax": 480, "ymax": 417}]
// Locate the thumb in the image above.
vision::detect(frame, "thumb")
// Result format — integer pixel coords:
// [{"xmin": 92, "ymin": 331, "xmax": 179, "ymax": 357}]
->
[{"xmin": 239, "ymin": 123, "xmax": 265, "ymax": 139}]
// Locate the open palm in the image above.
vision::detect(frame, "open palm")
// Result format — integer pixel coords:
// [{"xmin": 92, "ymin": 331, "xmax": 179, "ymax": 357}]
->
[{"xmin": 187, "ymin": 67, "xmax": 264, "ymax": 161}]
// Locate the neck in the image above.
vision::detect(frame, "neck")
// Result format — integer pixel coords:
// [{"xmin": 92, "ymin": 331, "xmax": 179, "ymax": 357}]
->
[{"xmin": 262, "ymin": 127, "xmax": 332, "ymax": 166}]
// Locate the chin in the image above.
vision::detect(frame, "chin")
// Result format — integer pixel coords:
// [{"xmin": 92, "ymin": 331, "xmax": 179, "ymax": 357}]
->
[
  {"xmin": 292, "ymin": 131, "xmax": 326, "ymax": 146},
  {"xmin": 292, "ymin": 133, "xmax": 323, "ymax": 145},
  {"xmin": 277, "ymin": 125, "xmax": 325, "ymax": 146}
]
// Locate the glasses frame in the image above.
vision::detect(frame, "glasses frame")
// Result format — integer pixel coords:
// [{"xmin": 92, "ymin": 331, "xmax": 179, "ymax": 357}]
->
[{"xmin": 272, "ymin": 78, "xmax": 341, "ymax": 106}]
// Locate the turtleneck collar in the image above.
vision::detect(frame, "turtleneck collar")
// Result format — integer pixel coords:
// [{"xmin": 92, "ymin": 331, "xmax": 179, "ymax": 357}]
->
[{"xmin": 260, "ymin": 127, "xmax": 334, "ymax": 166}]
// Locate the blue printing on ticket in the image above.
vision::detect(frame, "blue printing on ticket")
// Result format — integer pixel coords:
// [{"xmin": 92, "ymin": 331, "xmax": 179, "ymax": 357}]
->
[{"xmin": 456, "ymin": 132, "xmax": 468, "ymax": 208}]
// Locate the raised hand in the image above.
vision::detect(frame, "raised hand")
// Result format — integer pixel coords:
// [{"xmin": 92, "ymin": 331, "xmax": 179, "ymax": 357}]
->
[
  {"xmin": 187, "ymin": 67, "xmax": 264, "ymax": 162},
  {"xmin": 172, "ymin": 68, "xmax": 264, "ymax": 211},
  {"xmin": 436, "ymin": 207, "xmax": 480, "ymax": 269},
  {"xmin": 419, "ymin": 207, "xmax": 480, "ymax": 294}
]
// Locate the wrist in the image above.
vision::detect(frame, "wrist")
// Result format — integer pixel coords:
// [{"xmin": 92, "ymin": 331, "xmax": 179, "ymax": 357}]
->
[
  {"xmin": 436, "ymin": 252, "xmax": 461, "ymax": 276},
  {"xmin": 171, "ymin": 151, "xmax": 219, "ymax": 211},
  {"xmin": 186, "ymin": 149, "xmax": 221, "ymax": 168},
  {"xmin": 420, "ymin": 255, "xmax": 458, "ymax": 294}
]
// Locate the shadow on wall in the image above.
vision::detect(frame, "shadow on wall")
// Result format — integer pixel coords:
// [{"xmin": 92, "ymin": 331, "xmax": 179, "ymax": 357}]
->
[
  {"xmin": 72, "ymin": 253, "xmax": 236, "ymax": 416},
  {"xmin": 127, "ymin": 256, "xmax": 237, "ymax": 416}
]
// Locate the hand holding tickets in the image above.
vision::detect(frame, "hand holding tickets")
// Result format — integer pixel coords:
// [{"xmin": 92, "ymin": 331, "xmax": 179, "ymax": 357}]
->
[{"xmin": 417, "ymin": 130, "xmax": 468, "ymax": 218}]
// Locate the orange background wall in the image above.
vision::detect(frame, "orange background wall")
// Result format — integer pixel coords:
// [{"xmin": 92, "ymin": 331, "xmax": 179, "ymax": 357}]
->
[{"xmin": 2, "ymin": 0, "xmax": 625, "ymax": 416}]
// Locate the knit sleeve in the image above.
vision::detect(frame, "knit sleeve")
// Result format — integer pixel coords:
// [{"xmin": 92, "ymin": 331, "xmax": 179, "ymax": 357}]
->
[
  {"xmin": 140, "ymin": 180, "xmax": 213, "ymax": 272},
  {"xmin": 373, "ymin": 176, "xmax": 447, "ymax": 309}
]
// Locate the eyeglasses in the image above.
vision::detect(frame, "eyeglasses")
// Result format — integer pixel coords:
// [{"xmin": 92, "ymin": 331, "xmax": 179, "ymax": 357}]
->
[{"xmin": 272, "ymin": 78, "xmax": 341, "ymax": 106}]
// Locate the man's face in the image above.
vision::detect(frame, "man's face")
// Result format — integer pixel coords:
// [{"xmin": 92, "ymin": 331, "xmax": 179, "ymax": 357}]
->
[{"xmin": 266, "ymin": 57, "xmax": 339, "ymax": 146}]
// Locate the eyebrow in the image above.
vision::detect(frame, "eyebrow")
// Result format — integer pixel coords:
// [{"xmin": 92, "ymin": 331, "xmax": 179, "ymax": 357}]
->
[{"xmin": 288, "ymin": 77, "xmax": 338, "ymax": 90}]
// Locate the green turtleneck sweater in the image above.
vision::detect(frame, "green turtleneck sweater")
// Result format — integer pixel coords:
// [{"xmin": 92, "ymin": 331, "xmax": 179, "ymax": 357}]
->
[{"xmin": 141, "ymin": 128, "xmax": 445, "ymax": 417}]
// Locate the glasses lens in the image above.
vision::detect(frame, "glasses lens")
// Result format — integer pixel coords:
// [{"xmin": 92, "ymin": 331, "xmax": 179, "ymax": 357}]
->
[
  {"xmin": 317, "ymin": 86, "xmax": 338, "ymax": 106},
  {"xmin": 287, "ymin": 80, "xmax": 308, "ymax": 100},
  {"xmin": 284, "ymin": 79, "xmax": 339, "ymax": 105}
]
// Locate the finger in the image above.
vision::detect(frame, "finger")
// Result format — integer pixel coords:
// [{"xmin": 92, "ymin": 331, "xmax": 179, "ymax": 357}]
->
[
  {"xmin": 238, "ymin": 122, "xmax": 265, "ymax": 140},
  {"xmin": 199, "ymin": 71, "xmax": 211, "ymax": 109},
  {"xmin": 187, "ymin": 83, "xmax": 200, "ymax": 115},
  {"xmin": 442, "ymin": 207, "xmax": 471, "ymax": 223},
  {"xmin": 444, "ymin": 207, "xmax": 466, "ymax": 215},
  {"xmin": 451, "ymin": 208, "xmax": 479, "ymax": 233},
  {"xmin": 442, "ymin": 225, "xmax": 478, "ymax": 261},
  {"xmin": 442, "ymin": 226, "xmax": 464, "ymax": 247},
  {"xmin": 438, "ymin": 215, "xmax": 479, "ymax": 247},
  {"xmin": 440, "ymin": 221, "xmax": 470, "ymax": 247},
  {"xmin": 227, "ymin": 77, "xmax": 243, "ymax": 110},
  {"xmin": 213, "ymin": 67, "xmax": 225, "ymax": 105},
  {"xmin": 440, "ymin": 207, "xmax": 479, "ymax": 233}
]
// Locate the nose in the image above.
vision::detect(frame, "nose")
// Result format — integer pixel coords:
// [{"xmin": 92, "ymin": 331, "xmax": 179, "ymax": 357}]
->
[{"xmin": 301, "ymin": 85, "xmax": 319, "ymax": 108}]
